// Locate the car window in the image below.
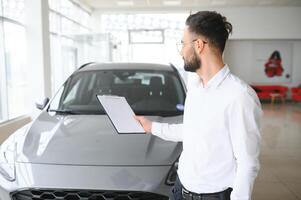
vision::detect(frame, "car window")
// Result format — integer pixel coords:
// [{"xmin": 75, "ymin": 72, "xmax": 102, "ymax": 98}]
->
[
  {"xmin": 63, "ymin": 79, "xmax": 82, "ymax": 105},
  {"xmin": 49, "ymin": 69, "xmax": 186, "ymax": 116}
]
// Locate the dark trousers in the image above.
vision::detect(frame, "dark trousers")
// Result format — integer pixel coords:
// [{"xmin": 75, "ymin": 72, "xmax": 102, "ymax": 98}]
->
[{"xmin": 169, "ymin": 177, "xmax": 232, "ymax": 200}]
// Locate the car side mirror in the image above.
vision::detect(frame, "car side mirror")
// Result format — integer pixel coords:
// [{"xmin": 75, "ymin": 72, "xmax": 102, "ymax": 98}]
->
[{"xmin": 35, "ymin": 97, "xmax": 50, "ymax": 110}]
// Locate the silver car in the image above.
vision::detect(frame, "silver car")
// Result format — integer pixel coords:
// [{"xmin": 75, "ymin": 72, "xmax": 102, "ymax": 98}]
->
[{"xmin": 0, "ymin": 63, "xmax": 186, "ymax": 200}]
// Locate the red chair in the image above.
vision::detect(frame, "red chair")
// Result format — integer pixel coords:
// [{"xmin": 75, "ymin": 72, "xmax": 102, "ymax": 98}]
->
[
  {"xmin": 251, "ymin": 85, "xmax": 288, "ymax": 100},
  {"xmin": 291, "ymin": 87, "xmax": 301, "ymax": 102}
]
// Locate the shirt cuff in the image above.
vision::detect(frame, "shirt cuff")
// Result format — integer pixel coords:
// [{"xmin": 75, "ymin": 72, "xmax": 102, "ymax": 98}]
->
[
  {"xmin": 230, "ymin": 196, "xmax": 250, "ymax": 200},
  {"xmin": 151, "ymin": 122, "xmax": 162, "ymax": 137}
]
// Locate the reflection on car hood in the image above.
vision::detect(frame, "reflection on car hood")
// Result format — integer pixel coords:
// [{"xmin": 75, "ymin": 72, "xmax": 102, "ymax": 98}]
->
[{"xmin": 16, "ymin": 111, "xmax": 182, "ymax": 166}]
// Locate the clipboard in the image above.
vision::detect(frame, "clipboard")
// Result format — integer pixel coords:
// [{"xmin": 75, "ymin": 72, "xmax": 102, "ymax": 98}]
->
[{"xmin": 97, "ymin": 95, "xmax": 145, "ymax": 134}]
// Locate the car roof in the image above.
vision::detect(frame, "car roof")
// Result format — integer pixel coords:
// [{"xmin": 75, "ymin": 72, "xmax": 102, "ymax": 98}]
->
[{"xmin": 77, "ymin": 62, "xmax": 176, "ymax": 72}]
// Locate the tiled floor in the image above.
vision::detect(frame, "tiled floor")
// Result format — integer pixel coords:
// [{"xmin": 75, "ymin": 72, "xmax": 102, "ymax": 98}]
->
[{"xmin": 253, "ymin": 103, "xmax": 301, "ymax": 200}]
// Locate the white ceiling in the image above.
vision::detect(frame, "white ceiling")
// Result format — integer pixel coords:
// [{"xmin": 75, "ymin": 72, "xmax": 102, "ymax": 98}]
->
[{"xmin": 79, "ymin": 0, "xmax": 301, "ymax": 11}]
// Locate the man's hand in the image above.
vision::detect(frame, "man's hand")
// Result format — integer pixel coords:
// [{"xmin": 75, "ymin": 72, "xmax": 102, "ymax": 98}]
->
[{"xmin": 135, "ymin": 116, "xmax": 152, "ymax": 133}]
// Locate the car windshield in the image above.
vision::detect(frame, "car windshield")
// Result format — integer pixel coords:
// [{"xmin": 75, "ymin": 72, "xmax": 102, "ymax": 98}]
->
[{"xmin": 48, "ymin": 69, "xmax": 186, "ymax": 116}]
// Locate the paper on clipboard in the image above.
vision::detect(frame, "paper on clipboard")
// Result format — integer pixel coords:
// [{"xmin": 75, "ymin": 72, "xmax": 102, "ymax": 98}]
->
[{"xmin": 97, "ymin": 95, "xmax": 145, "ymax": 134}]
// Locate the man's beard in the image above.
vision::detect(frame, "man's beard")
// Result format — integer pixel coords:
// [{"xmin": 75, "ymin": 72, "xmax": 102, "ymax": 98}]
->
[{"xmin": 183, "ymin": 51, "xmax": 201, "ymax": 72}]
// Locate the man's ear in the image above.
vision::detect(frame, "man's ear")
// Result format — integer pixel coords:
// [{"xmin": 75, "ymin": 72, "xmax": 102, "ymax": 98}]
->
[{"xmin": 195, "ymin": 39, "xmax": 205, "ymax": 54}]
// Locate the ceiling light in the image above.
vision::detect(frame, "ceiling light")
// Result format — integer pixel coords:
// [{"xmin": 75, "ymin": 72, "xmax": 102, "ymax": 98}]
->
[
  {"xmin": 163, "ymin": 0, "xmax": 181, "ymax": 6},
  {"xmin": 117, "ymin": 0, "xmax": 134, "ymax": 6}
]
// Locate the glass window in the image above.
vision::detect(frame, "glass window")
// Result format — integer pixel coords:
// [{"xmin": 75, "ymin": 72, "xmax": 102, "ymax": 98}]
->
[
  {"xmin": 0, "ymin": 0, "xmax": 2, "ymax": 16},
  {"xmin": 0, "ymin": 20, "xmax": 8, "ymax": 122},
  {"xmin": 62, "ymin": 78, "xmax": 82, "ymax": 105},
  {"xmin": 49, "ymin": 0, "xmax": 91, "ymax": 35},
  {"xmin": 48, "ymin": 85, "xmax": 64, "ymax": 110},
  {"xmin": 3, "ymin": 21, "xmax": 28, "ymax": 119},
  {"xmin": 99, "ymin": 13, "xmax": 186, "ymax": 70},
  {"xmin": 50, "ymin": 34, "xmax": 63, "ymax": 94},
  {"xmin": 48, "ymin": 0, "xmax": 92, "ymax": 94},
  {"xmin": 48, "ymin": 0, "xmax": 60, "ymax": 12},
  {"xmin": 49, "ymin": 69, "xmax": 185, "ymax": 117},
  {"xmin": 2, "ymin": 0, "xmax": 24, "ymax": 23},
  {"xmin": 71, "ymin": 4, "xmax": 80, "ymax": 22},
  {"xmin": 60, "ymin": 0, "xmax": 72, "ymax": 18},
  {"xmin": 61, "ymin": 17, "xmax": 72, "ymax": 34},
  {"xmin": 82, "ymin": 11, "xmax": 89, "ymax": 26},
  {"xmin": 61, "ymin": 46, "xmax": 77, "ymax": 80},
  {"xmin": 0, "ymin": 0, "xmax": 26, "ymax": 122},
  {"xmin": 49, "ymin": 12, "xmax": 60, "ymax": 33},
  {"xmin": 129, "ymin": 29, "xmax": 164, "ymax": 44}
]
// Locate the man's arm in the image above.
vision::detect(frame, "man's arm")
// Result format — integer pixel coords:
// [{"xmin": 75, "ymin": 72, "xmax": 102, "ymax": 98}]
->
[
  {"xmin": 135, "ymin": 116, "xmax": 183, "ymax": 142},
  {"xmin": 228, "ymin": 92, "xmax": 263, "ymax": 200}
]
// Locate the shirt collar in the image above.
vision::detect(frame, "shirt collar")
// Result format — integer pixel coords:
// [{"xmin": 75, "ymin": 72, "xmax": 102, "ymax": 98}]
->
[{"xmin": 199, "ymin": 65, "xmax": 230, "ymax": 89}]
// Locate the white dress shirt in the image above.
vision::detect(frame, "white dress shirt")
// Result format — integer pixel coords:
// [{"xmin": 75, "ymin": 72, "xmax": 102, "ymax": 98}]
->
[{"xmin": 152, "ymin": 65, "xmax": 262, "ymax": 200}]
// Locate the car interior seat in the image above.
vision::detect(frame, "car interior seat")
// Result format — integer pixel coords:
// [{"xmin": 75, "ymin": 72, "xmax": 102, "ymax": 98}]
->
[
  {"xmin": 149, "ymin": 76, "xmax": 164, "ymax": 98},
  {"xmin": 87, "ymin": 73, "xmax": 114, "ymax": 105}
]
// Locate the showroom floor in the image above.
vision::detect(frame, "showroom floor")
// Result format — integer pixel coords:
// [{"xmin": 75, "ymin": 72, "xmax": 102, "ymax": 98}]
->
[{"xmin": 253, "ymin": 103, "xmax": 301, "ymax": 200}]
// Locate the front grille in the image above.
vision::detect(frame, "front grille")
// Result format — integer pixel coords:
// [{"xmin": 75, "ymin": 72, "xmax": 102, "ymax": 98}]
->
[{"xmin": 11, "ymin": 189, "xmax": 168, "ymax": 200}]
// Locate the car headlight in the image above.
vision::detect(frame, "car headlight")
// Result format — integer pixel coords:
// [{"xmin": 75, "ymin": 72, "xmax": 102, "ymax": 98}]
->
[
  {"xmin": 165, "ymin": 159, "xmax": 179, "ymax": 186},
  {"xmin": 0, "ymin": 144, "xmax": 16, "ymax": 181},
  {"xmin": 0, "ymin": 124, "xmax": 29, "ymax": 181}
]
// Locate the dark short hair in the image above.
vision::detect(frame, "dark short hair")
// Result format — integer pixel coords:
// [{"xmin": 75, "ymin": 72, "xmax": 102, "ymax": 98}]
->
[{"xmin": 185, "ymin": 11, "xmax": 232, "ymax": 53}]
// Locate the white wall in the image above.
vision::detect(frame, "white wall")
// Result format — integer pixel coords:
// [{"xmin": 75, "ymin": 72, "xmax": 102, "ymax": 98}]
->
[
  {"xmin": 217, "ymin": 7, "xmax": 301, "ymax": 40},
  {"xmin": 224, "ymin": 40, "xmax": 301, "ymax": 87},
  {"xmin": 292, "ymin": 42, "xmax": 301, "ymax": 87},
  {"xmin": 219, "ymin": 7, "xmax": 301, "ymax": 88}
]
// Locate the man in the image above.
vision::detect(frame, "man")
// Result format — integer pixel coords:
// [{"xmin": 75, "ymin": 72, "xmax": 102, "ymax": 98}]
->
[{"xmin": 136, "ymin": 11, "xmax": 262, "ymax": 200}]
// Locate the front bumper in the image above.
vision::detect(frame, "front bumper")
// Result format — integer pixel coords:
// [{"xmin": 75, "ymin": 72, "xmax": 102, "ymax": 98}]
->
[
  {"xmin": 11, "ymin": 188, "xmax": 168, "ymax": 200},
  {"xmin": 0, "ymin": 162, "xmax": 172, "ymax": 200}
]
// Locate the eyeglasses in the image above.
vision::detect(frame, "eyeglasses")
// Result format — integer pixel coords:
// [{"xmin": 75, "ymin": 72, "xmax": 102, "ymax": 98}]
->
[{"xmin": 176, "ymin": 39, "xmax": 207, "ymax": 52}]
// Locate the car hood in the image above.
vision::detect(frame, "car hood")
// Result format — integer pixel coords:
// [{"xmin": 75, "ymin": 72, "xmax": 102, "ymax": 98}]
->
[{"xmin": 16, "ymin": 111, "xmax": 182, "ymax": 166}]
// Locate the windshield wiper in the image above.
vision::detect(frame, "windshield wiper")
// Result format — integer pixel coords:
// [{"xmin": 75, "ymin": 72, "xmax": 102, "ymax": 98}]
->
[
  {"xmin": 48, "ymin": 109, "xmax": 106, "ymax": 115},
  {"xmin": 48, "ymin": 109, "xmax": 82, "ymax": 115},
  {"xmin": 134, "ymin": 111, "xmax": 183, "ymax": 117}
]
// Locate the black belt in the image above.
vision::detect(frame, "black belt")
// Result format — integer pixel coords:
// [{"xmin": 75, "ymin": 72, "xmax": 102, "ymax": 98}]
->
[{"xmin": 182, "ymin": 187, "xmax": 232, "ymax": 200}]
